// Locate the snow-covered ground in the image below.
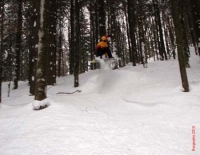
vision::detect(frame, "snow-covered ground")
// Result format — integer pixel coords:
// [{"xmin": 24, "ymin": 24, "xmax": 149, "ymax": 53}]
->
[{"xmin": 0, "ymin": 48, "xmax": 200, "ymax": 155}]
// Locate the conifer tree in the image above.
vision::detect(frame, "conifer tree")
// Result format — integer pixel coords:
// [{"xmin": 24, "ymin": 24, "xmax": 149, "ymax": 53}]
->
[
  {"xmin": 29, "ymin": 0, "xmax": 40, "ymax": 95},
  {"xmin": 74, "ymin": 0, "xmax": 80, "ymax": 87},
  {"xmin": 170, "ymin": 0, "xmax": 189, "ymax": 92},
  {"xmin": 0, "ymin": 0, "xmax": 4, "ymax": 103},
  {"xmin": 13, "ymin": 0, "xmax": 22, "ymax": 89},
  {"xmin": 35, "ymin": 0, "xmax": 48, "ymax": 103},
  {"xmin": 98, "ymin": 0, "xmax": 106, "ymax": 37},
  {"xmin": 127, "ymin": 0, "xmax": 136, "ymax": 66}
]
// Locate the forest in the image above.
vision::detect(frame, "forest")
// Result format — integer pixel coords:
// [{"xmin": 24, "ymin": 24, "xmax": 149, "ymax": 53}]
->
[{"xmin": 0, "ymin": 0, "xmax": 200, "ymax": 109}]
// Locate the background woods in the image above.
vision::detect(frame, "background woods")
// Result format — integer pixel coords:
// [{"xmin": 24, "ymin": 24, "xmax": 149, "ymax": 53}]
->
[{"xmin": 1, "ymin": 0, "xmax": 200, "ymax": 104}]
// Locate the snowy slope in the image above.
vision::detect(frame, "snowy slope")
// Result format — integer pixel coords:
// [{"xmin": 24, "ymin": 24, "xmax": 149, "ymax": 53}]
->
[{"xmin": 0, "ymin": 48, "xmax": 200, "ymax": 155}]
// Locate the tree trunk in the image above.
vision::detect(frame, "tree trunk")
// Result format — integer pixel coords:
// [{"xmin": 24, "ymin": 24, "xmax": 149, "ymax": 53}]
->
[
  {"xmin": 137, "ymin": 0, "xmax": 145, "ymax": 65},
  {"xmin": 170, "ymin": 0, "xmax": 189, "ymax": 92},
  {"xmin": 35, "ymin": 0, "xmax": 47, "ymax": 101},
  {"xmin": 190, "ymin": 0, "xmax": 200, "ymax": 55},
  {"xmin": 153, "ymin": 0, "xmax": 167, "ymax": 60},
  {"xmin": 69, "ymin": 0, "xmax": 75, "ymax": 75},
  {"xmin": 98, "ymin": 0, "xmax": 106, "ymax": 37},
  {"xmin": 13, "ymin": 0, "xmax": 22, "ymax": 89},
  {"xmin": 89, "ymin": 0, "xmax": 95, "ymax": 70},
  {"xmin": 58, "ymin": 0, "xmax": 63, "ymax": 77},
  {"xmin": 0, "ymin": 0, "xmax": 4, "ymax": 103},
  {"xmin": 167, "ymin": 17, "xmax": 176, "ymax": 59},
  {"xmin": 46, "ymin": 0, "xmax": 57, "ymax": 85},
  {"xmin": 58, "ymin": 30, "xmax": 62, "ymax": 77},
  {"xmin": 74, "ymin": 0, "xmax": 80, "ymax": 87},
  {"xmin": 127, "ymin": 0, "xmax": 136, "ymax": 66},
  {"xmin": 29, "ymin": 0, "xmax": 40, "ymax": 95},
  {"xmin": 110, "ymin": 0, "xmax": 117, "ymax": 54},
  {"xmin": 123, "ymin": 2, "xmax": 132, "ymax": 62},
  {"xmin": 95, "ymin": 1, "xmax": 99, "ymax": 43}
]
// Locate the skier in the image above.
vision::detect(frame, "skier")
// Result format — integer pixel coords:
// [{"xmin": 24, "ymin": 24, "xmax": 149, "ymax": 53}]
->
[{"xmin": 95, "ymin": 35, "xmax": 114, "ymax": 59}]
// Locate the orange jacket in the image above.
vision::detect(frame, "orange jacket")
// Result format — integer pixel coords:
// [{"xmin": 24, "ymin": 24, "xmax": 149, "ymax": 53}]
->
[{"xmin": 95, "ymin": 41, "xmax": 108, "ymax": 50}]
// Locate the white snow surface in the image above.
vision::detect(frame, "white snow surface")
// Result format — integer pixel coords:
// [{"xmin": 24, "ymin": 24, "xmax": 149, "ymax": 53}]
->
[{"xmin": 0, "ymin": 47, "xmax": 200, "ymax": 155}]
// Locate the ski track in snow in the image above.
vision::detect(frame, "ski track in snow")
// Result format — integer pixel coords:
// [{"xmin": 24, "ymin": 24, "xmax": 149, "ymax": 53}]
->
[{"xmin": 0, "ymin": 48, "xmax": 200, "ymax": 155}]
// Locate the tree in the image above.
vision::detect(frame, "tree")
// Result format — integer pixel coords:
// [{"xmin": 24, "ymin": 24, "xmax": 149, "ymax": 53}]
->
[
  {"xmin": 57, "ymin": 0, "xmax": 64, "ymax": 77},
  {"xmin": 0, "ymin": 0, "xmax": 5, "ymax": 103},
  {"xmin": 69, "ymin": 0, "xmax": 75, "ymax": 75},
  {"xmin": 127, "ymin": 0, "xmax": 136, "ymax": 66},
  {"xmin": 190, "ymin": 0, "xmax": 200, "ymax": 55},
  {"xmin": 13, "ymin": 0, "xmax": 22, "ymax": 89},
  {"xmin": 152, "ymin": 0, "xmax": 167, "ymax": 60},
  {"xmin": 28, "ymin": 0, "xmax": 40, "ymax": 95},
  {"xmin": 170, "ymin": 0, "xmax": 189, "ymax": 92},
  {"xmin": 35, "ymin": 0, "xmax": 48, "ymax": 103},
  {"xmin": 46, "ymin": 0, "xmax": 57, "ymax": 85},
  {"xmin": 89, "ymin": 0, "xmax": 96, "ymax": 70},
  {"xmin": 98, "ymin": 0, "xmax": 106, "ymax": 37},
  {"xmin": 74, "ymin": 0, "xmax": 80, "ymax": 87}
]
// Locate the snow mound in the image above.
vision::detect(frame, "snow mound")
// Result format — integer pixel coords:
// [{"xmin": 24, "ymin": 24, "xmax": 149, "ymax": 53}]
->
[{"xmin": 32, "ymin": 98, "xmax": 51, "ymax": 110}]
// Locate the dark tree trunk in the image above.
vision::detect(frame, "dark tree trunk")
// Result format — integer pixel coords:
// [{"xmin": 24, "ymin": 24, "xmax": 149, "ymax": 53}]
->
[
  {"xmin": 168, "ymin": 17, "xmax": 176, "ymax": 59},
  {"xmin": 110, "ymin": 0, "xmax": 116, "ymax": 54},
  {"xmin": 137, "ymin": 0, "xmax": 145, "ymax": 66},
  {"xmin": 127, "ymin": 0, "xmax": 136, "ymax": 66},
  {"xmin": 13, "ymin": 0, "xmax": 22, "ymax": 89},
  {"xmin": 98, "ymin": 0, "xmax": 106, "ymax": 37},
  {"xmin": 69, "ymin": 0, "xmax": 75, "ymax": 75},
  {"xmin": 58, "ymin": 31, "xmax": 62, "ymax": 77},
  {"xmin": 107, "ymin": 0, "xmax": 111, "ymax": 34},
  {"xmin": 0, "ymin": 0, "xmax": 4, "ymax": 103},
  {"xmin": 46, "ymin": 0, "xmax": 57, "ymax": 85},
  {"xmin": 29, "ymin": 0, "xmax": 40, "ymax": 95},
  {"xmin": 153, "ymin": 0, "xmax": 167, "ymax": 60},
  {"xmin": 74, "ymin": 0, "xmax": 80, "ymax": 87},
  {"xmin": 190, "ymin": 0, "xmax": 200, "ymax": 55},
  {"xmin": 170, "ymin": 0, "xmax": 189, "ymax": 92},
  {"xmin": 186, "ymin": 1, "xmax": 198, "ymax": 54},
  {"xmin": 95, "ymin": 1, "xmax": 99, "ymax": 43},
  {"xmin": 89, "ymin": 0, "xmax": 95, "ymax": 70},
  {"xmin": 57, "ymin": 0, "xmax": 63, "ymax": 77},
  {"xmin": 180, "ymin": 10, "xmax": 190, "ymax": 67},
  {"xmin": 123, "ymin": 2, "xmax": 132, "ymax": 62}
]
